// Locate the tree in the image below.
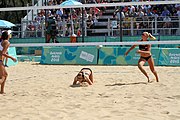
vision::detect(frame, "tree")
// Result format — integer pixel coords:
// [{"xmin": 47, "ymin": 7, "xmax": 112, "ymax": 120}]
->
[{"xmin": 0, "ymin": 0, "xmax": 32, "ymax": 24}]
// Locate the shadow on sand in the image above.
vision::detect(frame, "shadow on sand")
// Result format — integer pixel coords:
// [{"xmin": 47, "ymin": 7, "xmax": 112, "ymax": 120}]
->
[
  {"xmin": 70, "ymin": 82, "xmax": 89, "ymax": 88},
  {"xmin": 105, "ymin": 82, "xmax": 148, "ymax": 86}
]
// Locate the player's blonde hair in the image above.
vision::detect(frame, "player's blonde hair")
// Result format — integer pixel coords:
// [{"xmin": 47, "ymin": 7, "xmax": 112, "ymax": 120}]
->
[{"xmin": 143, "ymin": 32, "xmax": 156, "ymax": 40}]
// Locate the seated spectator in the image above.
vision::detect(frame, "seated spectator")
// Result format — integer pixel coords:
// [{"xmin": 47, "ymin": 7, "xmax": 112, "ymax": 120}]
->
[
  {"xmin": 56, "ymin": 8, "xmax": 63, "ymax": 18},
  {"xmin": 170, "ymin": 7, "xmax": 177, "ymax": 16},
  {"xmin": 147, "ymin": 9, "xmax": 153, "ymax": 17},
  {"xmin": 163, "ymin": 14, "xmax": 172, "ymax": 28},
  {"xmin": 77, "ymin": 28, "xmax": 81, "ymax": 37},
  {"xmin": 57, "ymin": 16, "xmax": 63, "ymax": 36},
  {"xmin": 176, "ymin": 6, "xmax": 180, "ymax": 17},
  {"xmin": 27, "ymin": 22, "xmax": 36, "ymax": 37},
  {"xmin": 90, "ymin": 7, "xmax": 101, "ymax": 16},
  {"xmin": 129, "ymin": 5, "xmax": 138, "ymax": 17},
  {"xmin": 65, "ymin": 16, "xmax": 72, "ymax": 36},
  {"xmin": 137, "ymin": 8, "xmax": 145, "ymax": 17},
  {"xmin": 161, "ymin": 6, "xmax": 170, "ymax": 16},
  {"xmin": 92, "ymin": 13, "xmax": 98, "ymax": 25},
  {"xmin": 114, "ymin": 9, "xmax": 125, "ymax": 21}
]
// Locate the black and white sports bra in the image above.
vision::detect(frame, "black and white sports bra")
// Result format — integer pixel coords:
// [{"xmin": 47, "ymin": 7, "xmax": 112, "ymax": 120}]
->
[{"xmin": 139, "ymin": 39, "xmax": 149, "ymax": 51}]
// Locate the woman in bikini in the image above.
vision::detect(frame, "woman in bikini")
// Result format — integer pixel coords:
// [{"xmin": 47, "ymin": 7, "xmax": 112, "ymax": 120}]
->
[
  {"xmin": 0, "ymin": 30, "xmax": 16, "ymax": 94},
  {"xmin": 125, "ymin": 32, "xmax": 159, "ymax": 82},
  {"xmin": 73, "ymin": 68, "xmax": 94, "ymax": 86}
]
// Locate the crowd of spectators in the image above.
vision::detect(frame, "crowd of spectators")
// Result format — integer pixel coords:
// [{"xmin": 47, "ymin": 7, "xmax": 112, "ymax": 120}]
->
[
  {"xmin": 113, "ymin": 2, "xmax": 180, "ymax": 35},
  {"xmin": 26, "ymin": 0, "xmax": 180, "ymax": 38}
]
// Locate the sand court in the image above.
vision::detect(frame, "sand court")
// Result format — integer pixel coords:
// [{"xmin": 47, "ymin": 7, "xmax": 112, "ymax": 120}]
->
[{"xmin": 0, "ymin": 62, "xmax": 180, "ymax": 120}]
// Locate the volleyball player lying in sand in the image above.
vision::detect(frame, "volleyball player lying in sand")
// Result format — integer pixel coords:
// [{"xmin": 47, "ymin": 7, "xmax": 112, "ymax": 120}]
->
[{"xmin": 72, "ymin": 68, "xmax": 94, "ymax": 86}]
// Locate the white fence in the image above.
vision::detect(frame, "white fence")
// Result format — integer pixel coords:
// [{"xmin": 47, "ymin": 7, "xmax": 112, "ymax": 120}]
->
[{"xmin": 18, "ymin": 16, "xmax": 180, "ymax": 38}]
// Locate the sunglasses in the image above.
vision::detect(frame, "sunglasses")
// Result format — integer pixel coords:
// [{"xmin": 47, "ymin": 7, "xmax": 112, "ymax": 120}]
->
[
  {"xmin": 142, "ymin": 33, "xmax": 147, "ymax": 37},
  {"xmin": 77, "ymin": 72, "xmax": 85, "ymax": 79}
]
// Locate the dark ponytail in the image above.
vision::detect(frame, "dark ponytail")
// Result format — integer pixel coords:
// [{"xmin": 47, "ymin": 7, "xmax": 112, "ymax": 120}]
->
[{"xmin": 1, "ymin": 31, "xmax": 8, "ymax": 40}]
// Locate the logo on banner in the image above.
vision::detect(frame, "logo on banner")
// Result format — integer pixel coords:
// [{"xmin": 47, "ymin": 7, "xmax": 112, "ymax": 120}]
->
[
  {"xmin": 50, "ymin": 51, "xmax": 62, "ymax": 62},
  {"xmin": 80, "ymin": 51, "xmax": 94, "ymax": 62},
  {"xmin": 169, "ymin": 53, "xmax": 180, "ymax": 64}
]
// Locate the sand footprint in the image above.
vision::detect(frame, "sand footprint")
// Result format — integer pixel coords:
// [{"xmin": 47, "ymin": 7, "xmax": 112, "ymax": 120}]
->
[
  {"xmin": 168, "ymin": 115, "xmax": 180, "ymax": 120},
  {"xmin": 172, "ymin": 95, "xmax": 180, "ymax": 100}
]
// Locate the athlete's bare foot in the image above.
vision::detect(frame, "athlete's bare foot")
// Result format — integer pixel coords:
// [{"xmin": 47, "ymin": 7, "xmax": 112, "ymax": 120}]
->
[
  {"xmin": 0, "ymin": 91, "xmax": 5, "ymax": 94},
  {"xmin": 147, "ymin": 76, "xmax": 150, "ymax": 83},
  {"xmin": 148, "ymin": 80, "xmax": 153, "ymax": 83}
]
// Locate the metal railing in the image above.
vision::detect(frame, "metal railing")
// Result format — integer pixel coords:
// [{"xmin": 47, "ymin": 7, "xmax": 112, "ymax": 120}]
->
[{"xmin": 16, "ymin": 16, "xmax": 180, "ymax": 38}]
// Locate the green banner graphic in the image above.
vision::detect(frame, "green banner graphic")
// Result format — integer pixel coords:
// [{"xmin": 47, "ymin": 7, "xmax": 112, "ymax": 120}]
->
[
  {"xmin": 158, "ymin": 48, "xmax": 180, "ymax": 66},
  {"xmin": 98, "ymin": 47, "xmax": 160, "ymax": 65},
  {"xmin": 16, "ymin": 47, "xmax": 42, "ymax": 55},
  {"xmin": 6, "ymin": 47, "xmax": 18, "ymax": 66},
  {"xmin": 17, "ymin": 55, "xmax": 41, "ymax": 62}
]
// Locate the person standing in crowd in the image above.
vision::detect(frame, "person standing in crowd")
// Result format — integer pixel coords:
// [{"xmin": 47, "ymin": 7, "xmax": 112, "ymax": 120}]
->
[
  {"xmin": 0, "ymin": 30, "xmax": 17, "ymax": 94},
  {"xmin": 124, "ymin": 32, "xmax": 159, "ymax": 83},
  {"xmin": 46, "ymin": 16, "xmax": 59, "ymax": 43}
]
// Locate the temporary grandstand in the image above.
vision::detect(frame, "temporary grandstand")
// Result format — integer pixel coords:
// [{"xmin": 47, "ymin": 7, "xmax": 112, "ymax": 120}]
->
[{"xmin": 19, "ymin": 0, "xmax": 180, "ymax": 38}]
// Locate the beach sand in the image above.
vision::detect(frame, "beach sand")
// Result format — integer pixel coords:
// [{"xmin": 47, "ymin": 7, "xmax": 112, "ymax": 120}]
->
[{"xmin": 0, "ymin": 62, "xmax": 180, "ymax": 120}]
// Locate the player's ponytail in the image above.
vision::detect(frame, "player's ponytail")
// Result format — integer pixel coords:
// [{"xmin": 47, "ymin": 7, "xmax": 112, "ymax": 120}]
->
[{"xmin": 148, "ymin": 33, "xmax": 156, "ymax": 40}]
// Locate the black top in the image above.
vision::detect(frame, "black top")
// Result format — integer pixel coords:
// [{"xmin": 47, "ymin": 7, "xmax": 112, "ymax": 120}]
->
[
  {"xmin": 139, "ymin": 39, "xmax": 149, "ymax": 51},
  {"xmin": 139, "ymin": 45, "xmax": 148, "ymax": 51}
]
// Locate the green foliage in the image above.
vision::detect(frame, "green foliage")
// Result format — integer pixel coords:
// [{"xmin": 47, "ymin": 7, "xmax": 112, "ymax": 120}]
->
[{"xmin": 0, "ymin": 0, "xmax": 32, "ymax": 23}]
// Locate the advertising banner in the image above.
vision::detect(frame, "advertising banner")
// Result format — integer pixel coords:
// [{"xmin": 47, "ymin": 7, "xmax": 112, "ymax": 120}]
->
[
  {"xmin": 98, "ymin": 47, "xmax": 160, "ymax": 65},
  {"xmin": 41, "ymin": 46, "xmax": 98, "ymax": 64},
  {"xmin": 6, "ymin": 47, "xmax": 18, "ymax": 66},
  {"xmin": 158, "ymin": 48, "xmax": 180, "ymax": 66}
]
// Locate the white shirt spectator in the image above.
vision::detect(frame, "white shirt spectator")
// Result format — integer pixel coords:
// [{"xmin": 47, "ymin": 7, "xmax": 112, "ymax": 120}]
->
[
  {"xmin": 175, "ymin": 4, "xmax": 180, "ymax": 8},
  {"xmin": 131, "ymin": 0, "xmax": 139, "ymax": 1},
  {"xmin": 163, "ymin": 16, "xmax": 171, "ymax": 22},
  {"xmin": 56, "ymin": 8, "xmax": 63, "ymax": 17},
  {"xmin": 144, "ymin": 5, "xmax": 151, "ymax": 12},
  {"xmin": 116, "ymin": 12, "xmax": 125, "ymax": 20},
  {"xmin": 138, "ymin": 9, "xmax": 144, "ymax": 17},
  {"xmin": 129, "ymin": 5, "xmax": 135, "ymax": 14},
  {"xmin": 177, "ymin": 10, "xmax": 180, "ymax": 17}
]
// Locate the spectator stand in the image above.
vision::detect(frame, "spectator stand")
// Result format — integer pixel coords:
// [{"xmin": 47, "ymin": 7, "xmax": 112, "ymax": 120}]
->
[{"xmin": 20, "ymin": 0, "xmax": 180, "ymax": 39}]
